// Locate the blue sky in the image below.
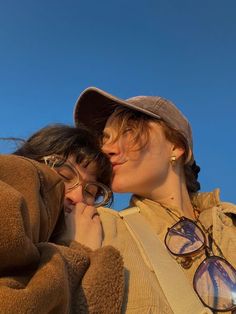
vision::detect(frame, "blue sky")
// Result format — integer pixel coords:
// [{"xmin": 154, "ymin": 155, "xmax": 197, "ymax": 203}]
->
[{"xmin": 0, "ymin": 0, "xmax": 235, "ymax": 210}]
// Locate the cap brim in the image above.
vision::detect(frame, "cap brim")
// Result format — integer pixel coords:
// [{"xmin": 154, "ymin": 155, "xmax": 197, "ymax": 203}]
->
[
  {"xmin": 73, "ymin": 86, "xmax": 160, "ymax": 134},
  {"xmin": 74, "ymin": 87, "xmax": 122, "ymax": 133}
]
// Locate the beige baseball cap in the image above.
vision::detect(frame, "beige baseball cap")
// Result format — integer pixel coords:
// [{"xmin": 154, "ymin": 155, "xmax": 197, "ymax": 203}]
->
[{"xmin": 74, "ymin": 86, "xmax": 194, "ymax": 164}]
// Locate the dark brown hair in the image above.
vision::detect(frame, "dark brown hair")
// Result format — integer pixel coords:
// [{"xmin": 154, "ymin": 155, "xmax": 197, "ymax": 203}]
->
[
  {"xmin": 12, "ymin": 124, "xmax": 113, "ymax": 189},
  {"xmin": 106, "ymin": 107, "xmax": 200, "ymax": 193}
]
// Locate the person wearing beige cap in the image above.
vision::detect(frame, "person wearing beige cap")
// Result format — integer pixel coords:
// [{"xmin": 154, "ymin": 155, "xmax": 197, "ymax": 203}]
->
[{"xmin": 74, "ymin": 87, "xmax": 236, "ymax": 314}]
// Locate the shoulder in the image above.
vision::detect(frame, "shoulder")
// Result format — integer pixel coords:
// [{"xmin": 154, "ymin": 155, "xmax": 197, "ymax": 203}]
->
[
  {"xmin": 0, "ymin": 154, "xmax": 37, "ymax": 175},
  {"xmin": 98, "ymin": 207, "xmax": 121, "ymax": 229},
  {"xmin": 219, "ymin": 201, "xmax": 236, "ymax": 214},
  {"xmin": 0, "ymin": 154, "xmax": 63, "ymax": 191},
  {"xmin": 0, "ymin": 155, "xmax": 64, "ymax": 240},
  {"xmin": 98, "ymin": 206, "xmax": 121, "ymax": 217},
  {"xmin": 0, "ymin": 155, "xmax": 56, "ymax": 182},
  {"xmin": 214, "ymin": 201, "xmax": 236, "ymax": 268},
  {"xmin": 192, "ymin": 189, "xmax": 236, "ymax": 215},
  {"xmin": 98, "ymin": 207, "xmax": 130, "ymax": 242}
]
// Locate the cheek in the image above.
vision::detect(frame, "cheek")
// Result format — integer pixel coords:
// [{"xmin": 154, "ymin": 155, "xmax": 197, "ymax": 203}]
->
[
  {"xmin": 110, "ymin": 154, "xmax": 146, "ymax": 193},
  {"xmin": 133, "ymin": 155, "xmax": 169, "ymax": 190}
]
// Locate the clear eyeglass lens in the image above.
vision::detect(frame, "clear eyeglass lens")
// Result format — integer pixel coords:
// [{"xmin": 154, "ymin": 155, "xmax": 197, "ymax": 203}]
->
[
  {"xmin": 194, "ymin": 256, "xmax": 236, "ymax": 311},
  {"xmin": 83, "ymin": 183, "xmax": 107, "ymax": 207},
  {"xmin": 48, "ymin": 158, "xmax": 110, "ymax": 207},
  {"xmin": 165, "ymin": 219, "xmax": 205, "ymax": 255}
]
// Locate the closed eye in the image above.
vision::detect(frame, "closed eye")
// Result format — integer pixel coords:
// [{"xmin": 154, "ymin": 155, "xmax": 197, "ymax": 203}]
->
[{"xmin": 56, "ymin": 165, "xmax": 77, "ymax": 182}]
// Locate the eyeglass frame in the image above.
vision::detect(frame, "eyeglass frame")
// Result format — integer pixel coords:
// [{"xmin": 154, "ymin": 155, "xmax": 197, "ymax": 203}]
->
[
  {"xmin": 164, "ymin": 215, "xmax": 236, "ymax": 312},
  {"xmin": 42, "ymin": 154, "xmax": 112, "ymax": 207}
]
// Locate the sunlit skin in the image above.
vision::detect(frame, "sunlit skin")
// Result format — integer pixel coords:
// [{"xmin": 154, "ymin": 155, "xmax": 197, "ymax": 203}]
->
[
  {"xmin": 57, "ymin": 156, "xmax": 102, "ymax": 250},
  {"xmin": 102, "ymin": 117, "xmax": 195, "ymax": 219},
  {"xmin": 63, "ymin": 156, "xmax": 98, "ymax": 211}
]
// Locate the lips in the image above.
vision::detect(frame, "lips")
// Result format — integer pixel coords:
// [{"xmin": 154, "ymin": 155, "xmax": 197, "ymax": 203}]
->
[
  {"xmin": 111, "ymin": 161, "xmax": 126, "ymax": 171},
  {"xmin": 112, "ymin": 164, "xmax": 120, "ymax": 171},
  {"xmin": 112, "ymin": 162, "xmax": 122, "ymax": 167}
]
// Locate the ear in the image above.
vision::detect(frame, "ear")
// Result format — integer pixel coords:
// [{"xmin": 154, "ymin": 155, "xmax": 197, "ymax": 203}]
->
[{"xmin": 171, "ymin": 145, "xmax": 185, "ymax": 160}]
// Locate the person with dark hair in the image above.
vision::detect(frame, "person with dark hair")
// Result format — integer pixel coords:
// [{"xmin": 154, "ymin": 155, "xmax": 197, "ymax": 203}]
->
[
  {"xmin": 0, "ymin": 124, "xmax": 124, "ymax": 313},
  {"xmin": 74, "ymin": 87, "xmax": 236, "ymax": 314},
  {"xmin": 12, "ymin": 124, "xmax": 113, "ymax": 248}
]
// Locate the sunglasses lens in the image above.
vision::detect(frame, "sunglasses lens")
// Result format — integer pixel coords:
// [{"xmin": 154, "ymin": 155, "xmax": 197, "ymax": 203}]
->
[
  {"xmin": 165, "ymin": 219, "xmax": 205, "ymax": 255},
  {"xmin": 194, "ymin": 256, "xmax": 236, "ymax": 311}
]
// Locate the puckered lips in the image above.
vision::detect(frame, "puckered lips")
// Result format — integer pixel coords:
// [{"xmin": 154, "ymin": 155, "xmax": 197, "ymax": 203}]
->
[{"xmin": 111, "ymin": 160, "xmax": 127, "ymax": 171}]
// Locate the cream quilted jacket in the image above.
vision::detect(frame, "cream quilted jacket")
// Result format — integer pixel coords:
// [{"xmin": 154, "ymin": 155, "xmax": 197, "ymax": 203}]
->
[{"xmin": 99, "ymin": 189, "xmax": 236, "ymax": 314}]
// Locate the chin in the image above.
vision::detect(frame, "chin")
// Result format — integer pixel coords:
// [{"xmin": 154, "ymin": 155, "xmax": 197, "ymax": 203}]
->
[
  {"xmin": 112, "ymin": 180, "xmax": 132, "ymax": 194},
  {"xmin": 112, "ymin": 181, "xmax": 125, "ymax": 193},
  {"xmin": 112, "ymin": 186, "xmax": 125, "ymax": 193}
]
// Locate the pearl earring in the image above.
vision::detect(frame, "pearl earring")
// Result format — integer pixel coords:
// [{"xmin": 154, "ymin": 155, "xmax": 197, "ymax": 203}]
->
[{"xmin": 170, "ymin": 156, "xmax": 176, "ymax": 166}]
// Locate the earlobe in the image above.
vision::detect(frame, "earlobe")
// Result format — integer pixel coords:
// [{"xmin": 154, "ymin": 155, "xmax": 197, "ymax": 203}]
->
[
  {"xmin": 172, "ymin": 146, "xmax": 185, "ymax": 161},
  {"xmin": 169, "ymin": 147, "xmax": 185, "ymax": 168},
  {"xmin": 170, "ymin": 155, "xmax": 176, "ymax": 167}
]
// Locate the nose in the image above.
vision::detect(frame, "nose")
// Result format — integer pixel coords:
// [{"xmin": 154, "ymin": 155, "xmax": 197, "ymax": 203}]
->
[
  {"xmin": 64, "ymin": 185, "xmax": 84, "ymax": 206},
  {"xmin": 102, "ymin": 139, "xmax": 120, "ymax": 157}
]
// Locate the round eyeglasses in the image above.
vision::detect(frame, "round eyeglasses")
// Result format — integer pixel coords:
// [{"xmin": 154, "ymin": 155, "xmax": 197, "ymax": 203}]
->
[
  {"xmin": 43, "ymin": 155, "xmax": 112, "ymax": 207},
  {"xmin": 164, "ymin": 216, "xmax": 236, "ymax": 312}
]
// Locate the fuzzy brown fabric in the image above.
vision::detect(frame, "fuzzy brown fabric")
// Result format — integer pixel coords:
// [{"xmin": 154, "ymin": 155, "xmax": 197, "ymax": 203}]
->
[{"xmin": 0, "ymin": 155, "xmax": 124, "ymax": 313}]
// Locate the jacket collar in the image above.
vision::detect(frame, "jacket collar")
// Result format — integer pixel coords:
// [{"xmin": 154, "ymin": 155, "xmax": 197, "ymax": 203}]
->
[
  {"xmin": 190, "ymin": 189, "xmax": 221, "ymax": 212},
  {"xmin": 130, "ymin": 189, "xmax": 221, "ymax": 214}
]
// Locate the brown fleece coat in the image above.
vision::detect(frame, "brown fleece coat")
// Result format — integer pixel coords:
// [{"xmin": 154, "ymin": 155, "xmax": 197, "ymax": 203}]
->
[{"xmin": 0, "ymin": 155, "xmax": 124, "ymax": 314}]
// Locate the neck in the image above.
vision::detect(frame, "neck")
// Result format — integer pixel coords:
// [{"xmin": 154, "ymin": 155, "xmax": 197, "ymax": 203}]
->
[{"xmin": 149, "ymin": 165, "xmax": 195, "ymax": 219}]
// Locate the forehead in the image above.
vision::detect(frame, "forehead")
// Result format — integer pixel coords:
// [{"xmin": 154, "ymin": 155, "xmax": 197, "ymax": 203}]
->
[
  {"xmin": 105, "ymin": 107, "xmax": 159, "ymax": 128},
  {"xmin": 104, "ymin": 114, "xmax": 136, "ymax": 135},
  {"xmin": 104, "ymin": 113, "xmax": 162, "ymax": 133},
  {"xmin": 104, "ymin": 112, "xmax": 120, "ymax": 129},
  {"xmin": 148, "ymin": 121, "xmax": 166, "ymax": 139},
  {"xmin": 103, "ymin": 117, "xmax": 168, "ymax": 152},
  {"xmin": 67, "ymin": 155, "xmax": 98, "ymax": 180}
]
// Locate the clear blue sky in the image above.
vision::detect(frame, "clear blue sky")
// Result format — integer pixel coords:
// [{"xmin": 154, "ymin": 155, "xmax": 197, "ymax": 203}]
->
[{"xmin": 0, "ymin": 0, "xmax": 235, "ymax": 210}]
